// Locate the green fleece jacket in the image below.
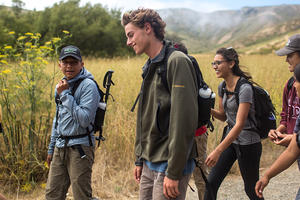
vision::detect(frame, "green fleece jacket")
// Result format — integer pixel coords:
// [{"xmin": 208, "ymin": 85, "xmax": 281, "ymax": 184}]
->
[{"xmin": 135, "ymin": 42, "xmax": 198, "ymax": 180}]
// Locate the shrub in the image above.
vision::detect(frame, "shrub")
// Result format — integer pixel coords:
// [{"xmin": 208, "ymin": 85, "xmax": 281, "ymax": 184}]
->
[{"xmin": 0, "ymin": 31, "xmax": 69, "ymax": 193}]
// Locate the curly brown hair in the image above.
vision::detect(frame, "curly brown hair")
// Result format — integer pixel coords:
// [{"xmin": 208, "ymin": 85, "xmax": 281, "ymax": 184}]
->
[{"xmin": 122, "ymin": 8, "xmax": 166, "ymax": 41}]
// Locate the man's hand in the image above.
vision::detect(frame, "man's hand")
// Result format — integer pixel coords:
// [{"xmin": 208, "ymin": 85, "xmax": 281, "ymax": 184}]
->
[
  {"xmin": 134, "ymin": 166, "xmax": 143, "ymax": 183},
  {"xmin": 47, "ymin": 154, "xmax": 53, "ymax": 167},
  {"xmin": 163, "ymin": 176, "xmax": 180, "ymax": 199},
  {"xmin": 56, "ymin": 79, "xmax": 69, "ymax": 95},
  {"xmin": 255, "ymin": 176, "xmax": 269, "ymax": 198}
]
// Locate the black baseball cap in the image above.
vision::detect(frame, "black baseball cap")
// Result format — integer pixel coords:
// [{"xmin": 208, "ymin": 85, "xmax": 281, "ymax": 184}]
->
[
  {"xmin": 276, "ymin": 34, "xmax": 300, "ymax": 56},
  {"xmin": 59, "ymin": 45, "xmax": 82, "ymax": 61}
]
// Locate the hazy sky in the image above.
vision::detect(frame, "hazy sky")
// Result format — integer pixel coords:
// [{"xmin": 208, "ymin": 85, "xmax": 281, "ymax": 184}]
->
[{"xmin": 1, "ymin": 0, "xmax": 300, "ymax": 13}]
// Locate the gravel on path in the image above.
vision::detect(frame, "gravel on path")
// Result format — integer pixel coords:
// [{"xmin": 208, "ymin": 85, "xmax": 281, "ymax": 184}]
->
[{"xmin": 186, "ymin": 163, "xmax": 300, "ymax": 200}]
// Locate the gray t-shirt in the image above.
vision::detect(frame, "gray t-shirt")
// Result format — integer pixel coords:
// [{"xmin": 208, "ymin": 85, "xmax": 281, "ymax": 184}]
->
[{"xmin": 218, "ymin": 79, "xmax": 261, "ymax": 145}]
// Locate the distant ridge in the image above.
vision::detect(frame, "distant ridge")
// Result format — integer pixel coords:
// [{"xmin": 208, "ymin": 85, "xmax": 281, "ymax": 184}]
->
[{"xmin": 158, "ymin": 4, "xmax": 300, "ymax": 53}]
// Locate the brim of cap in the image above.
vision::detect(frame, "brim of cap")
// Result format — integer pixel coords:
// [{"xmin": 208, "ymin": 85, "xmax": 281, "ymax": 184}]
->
[
  {"xmin": 275, "ymin": 47, "xmax": 296, "ymax": 56},
  {"xmin": 59, "ymin": 54, "xmax": 82, "ymax": 61}
]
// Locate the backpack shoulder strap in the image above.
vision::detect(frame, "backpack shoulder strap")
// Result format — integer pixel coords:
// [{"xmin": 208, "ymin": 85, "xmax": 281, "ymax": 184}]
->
[
  {"xmin": 71, "ymin": 78, "xmax": 85, "ymax": 96},
  {"xmin": 158, "ymin": 45, "xmax": 176, "ymax": 93},
  {"xmin": 233, "ymin": 77, "xmax": 251, "ymax": 105},
  {"xmin": 72, "ymin": 78, "xmax": 103, "ymax": 101},
  {"xmin": 54, "ymin": 78, "xmax": 85, "ymax": 129},
  {"xmin": 131, "ymin": 46, "xmax": 175, "ymax": 111},
  {"xmin": 287, "ymin": 76, "xmax": 295, "ymax": 92},
  {"xmin": 220, "ymin": 81, "xmax": 226, "ymax": 97},
  {"xmin": 188, "ymin": 55, "xmax": 206, "ymax": 89}
]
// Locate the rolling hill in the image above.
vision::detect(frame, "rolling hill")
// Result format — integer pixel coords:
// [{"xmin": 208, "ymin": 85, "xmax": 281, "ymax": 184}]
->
[{"xmin": 158, "ymin": 4, "xmax": 300, "ymax": 53}]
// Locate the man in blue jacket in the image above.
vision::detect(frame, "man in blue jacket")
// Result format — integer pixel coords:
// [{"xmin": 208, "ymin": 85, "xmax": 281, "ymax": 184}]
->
[{"xmin": 45, "ymin": 45, "xmax": 100, "ymax": 200}]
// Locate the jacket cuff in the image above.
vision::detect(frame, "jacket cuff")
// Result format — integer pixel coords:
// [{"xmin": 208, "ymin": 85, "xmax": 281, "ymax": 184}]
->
[
  {"xmin": 135, "ymin": 158, "xmax": 143, "ymax": 166},
  {"xmin": 165, "ymin": 171, "xmax": 180, "ymax": 180}
]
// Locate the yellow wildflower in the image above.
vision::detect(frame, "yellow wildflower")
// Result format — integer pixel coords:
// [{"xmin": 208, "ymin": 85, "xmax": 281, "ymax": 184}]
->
[
  {"xmin": 45, "ymin": 41, "xmax": 51, "ymax": 45},
  {"xmin": 4, "ymin": 46, "xmax": 12, "ymax": 49},
  {"xmin": 0, "ymin": 60, "xmax": 8, "ymax": 65},
  {"xmin": 52, "ymin": 37, "xmax": 61, "ymax": 43},
  {"xmin": 62, "ymin": 30, "xmax": 70, "ymax": 34},
  {"xmin": 25, "ymin": 32, "xmax": 34, "ymax": 36},
  {"xmin": 0, "ymin": 55, "xmax": 7, "ymax": 58},
  {"xmin": 2, "ymin": 69, "xmax": 11, "ymax": 74},
  {"xmin": 21, "ymin": 183, "xmax": 32, "ymax": 192},
  {"xmin": 2, "ymin": 89, "xmax": 8, "ymax": 92},
  {"xmin": 40, "ymin": 46, "xmax": 48, "ymax": 49},
  {"xmin": 8, "ymin": 31, "xmax": 15, "ymax": 35},
  {"xmin": 30, "ymin": 36, "xmax": 38, "ymax": 40},
  {"xmin": 44, "ymin": 161, "xmax": 49, "ymax": 168},
  {"xmin": 14, "ymin": 85, "xmax": 21, "ymax": 89},
  {"xmin": 42, "ymin": 60, "xmax": 49, "ymax": 65},
  {"xmin": 31, "ymin": 45, "xmax": 37, "ymax": 49},
  {"xmin": 17, "ymin": 36, "xmax": 27, "ymax": 40},
  {"xmin": 35, "ymin": 33, "xmax": 41, "ymax": 37},
  {"xmin": 25, "ymin": 42, "xmax": 32, "ymax": 47},
  {"xmin": 20, "ymin": 61, "xmax": 29, "ymax": 66},
  {"xmin": 41, "ymin": 183, "xmax": 47, "ymax": 189}
]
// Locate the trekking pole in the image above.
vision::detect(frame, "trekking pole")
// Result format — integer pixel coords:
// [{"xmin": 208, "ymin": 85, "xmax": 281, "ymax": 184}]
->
[
  {"xmin": 95, "ymin": 70, "xmax": 114, "ymax": 147},
  {"xmin": 0, "ymin": 105, "xmax": 2, "ymax": 133},
  {"xmin": 103, "ymin": 70, "xmax": 115, "ymax": 104}
]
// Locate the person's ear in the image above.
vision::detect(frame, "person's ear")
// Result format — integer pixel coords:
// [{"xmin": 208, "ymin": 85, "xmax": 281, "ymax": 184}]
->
[
  {"xmin": 144, "ymin": 22, "xmax": 152, "ymax": 34},
  {"xmin": 229, "ymin": 61, "xmax": 235, "ymax": 69},
  {"xmin": 58, "ymin": 61, "xmax": 62, "ymax": 69}
]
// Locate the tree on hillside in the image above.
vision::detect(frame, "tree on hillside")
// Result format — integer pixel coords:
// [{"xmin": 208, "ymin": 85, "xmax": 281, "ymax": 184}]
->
[
  {"xmin": 35, "ymin": 0, "xmax": 132, "ymax": 57},
  {"xmin": 12, "ymin": 0, "xmax": 25, "ymax": 16}
]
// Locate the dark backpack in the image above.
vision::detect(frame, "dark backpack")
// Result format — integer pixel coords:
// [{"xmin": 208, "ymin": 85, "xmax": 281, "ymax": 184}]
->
[
  {"xmin": 72, "ymin": 78, "xmax": 106, "ymax": 133},
  {"xmin": 131, "ymin": 44, "xmax": 215, "ymax": 132},
  {"xmin": 159, "ymin": 45, "xmax": 216, "ymax": 132},
  {"xmin": 54, "ymin": 78, "xmax": 106, "ymax": 142},
  {"xmin": 221, "ymin": 78, "xmax": 276, "ymax": 139}
]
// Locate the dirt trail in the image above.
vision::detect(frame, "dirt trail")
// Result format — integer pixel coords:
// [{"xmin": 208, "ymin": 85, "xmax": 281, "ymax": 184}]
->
[
  {"xmin": 12, "ymin": 163, "xmax": 300, "ymax": 200},
  {"xmin": 186, "ymin": 163, "xmax": 300, "ymax": 200}
]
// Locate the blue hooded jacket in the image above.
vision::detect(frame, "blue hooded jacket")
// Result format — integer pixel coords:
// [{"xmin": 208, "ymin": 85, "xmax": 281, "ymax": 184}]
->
[{"xmin": 48, "ymin": 67, "xmax": 100, "ymax": 155}]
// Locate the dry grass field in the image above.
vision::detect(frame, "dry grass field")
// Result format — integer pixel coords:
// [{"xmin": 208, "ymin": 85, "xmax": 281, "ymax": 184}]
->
[{"xmin": 2, "ymin": 53, "xmax": 292, "ymax": 199}]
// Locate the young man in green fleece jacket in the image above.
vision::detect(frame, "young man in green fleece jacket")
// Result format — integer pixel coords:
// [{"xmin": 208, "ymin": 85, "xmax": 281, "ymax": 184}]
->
[{"xmin": 122, "ymin": 8, "xmax": 198, "ymax": 200}]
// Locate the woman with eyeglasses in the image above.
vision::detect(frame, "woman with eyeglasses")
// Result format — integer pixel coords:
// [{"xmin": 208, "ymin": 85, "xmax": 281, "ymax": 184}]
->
[{"xmin": 204, "ymin": 47, "xmax": 263, "ymax": 200}]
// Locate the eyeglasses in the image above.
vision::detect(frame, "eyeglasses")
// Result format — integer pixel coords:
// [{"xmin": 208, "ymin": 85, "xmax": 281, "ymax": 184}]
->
[
  {"xmin": 211, "ymin": 60, "xmax": 227, "ymax": 66},
  {"xmin": 61, "ymin": 60, "xmax": 79, "ymax": 66}
]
